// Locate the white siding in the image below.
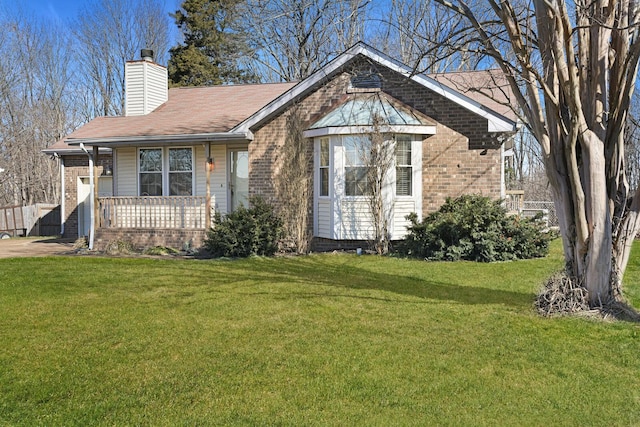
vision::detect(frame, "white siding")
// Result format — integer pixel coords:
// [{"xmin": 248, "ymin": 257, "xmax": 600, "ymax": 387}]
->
[
  {"xmin": 115, "ymin": 147, "xmax": 137, "ymax": 196},
  {"xmin": 193, "ymin": 144, "xmax": 227, "ymax": 213},
  {"xmin": 339, "ymin": 199, "xmax": 374, "ymax": 239},
  {"xmin": 195, "ymin": 145, "xmax": 206, "ymax": 196},
  {"xmin": 124, "ymin": 61, "xmax": 168, "ymax": 116},
  {"xmin": 317, "ymin": 198, "xmax": 332, "ymax": 238},
  {"xmin": 392, "ymin": 200, "xmax": 416, "ymax": 239},
  {"xmin": 210, "ymin": 145, "xmax": 228, "ymax": 214}
]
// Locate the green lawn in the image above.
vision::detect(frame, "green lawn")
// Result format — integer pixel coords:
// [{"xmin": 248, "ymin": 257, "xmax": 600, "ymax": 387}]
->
[{"xmin": 1, "ymin": 241, "xmax": 640, "ymax": 425}]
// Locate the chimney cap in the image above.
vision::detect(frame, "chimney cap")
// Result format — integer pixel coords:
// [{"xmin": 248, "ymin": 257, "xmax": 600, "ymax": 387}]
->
[{"xmin": 141, "ymin": 49, "xmax": 154, "ymax": 61}]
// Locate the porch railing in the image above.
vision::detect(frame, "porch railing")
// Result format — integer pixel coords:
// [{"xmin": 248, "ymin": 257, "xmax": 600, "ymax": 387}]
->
[
  {"xmin": 504, "ymin": 190, "xmax": 524, "ymax": 212},
  {"xmin": 98, "ymin": 196, "xmax": 212, "ymax": 229}
]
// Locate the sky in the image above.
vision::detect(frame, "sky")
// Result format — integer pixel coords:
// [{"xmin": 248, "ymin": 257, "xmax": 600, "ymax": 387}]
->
[{"xmin": 21, "ymin": 0, "xmax": 180, "ymax": 22}]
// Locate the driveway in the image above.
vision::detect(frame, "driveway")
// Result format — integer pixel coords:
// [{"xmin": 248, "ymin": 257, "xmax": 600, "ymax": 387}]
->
[{"xmin": 0, "ymin": 237, "xmax": 74, "ymax": 258}]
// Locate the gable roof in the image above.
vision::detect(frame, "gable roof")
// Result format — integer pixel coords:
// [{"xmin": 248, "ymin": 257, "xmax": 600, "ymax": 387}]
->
[
  {"xmin": 233, "ymin": 42, "xmax": 517, "ymax": 134},
  {"xmin": 45, "ymin": 82, "xmax": 296, "ymax": 152},
  {"xmin": 46, "ymin": 42, "xmax": 517, "ymax": 154}
]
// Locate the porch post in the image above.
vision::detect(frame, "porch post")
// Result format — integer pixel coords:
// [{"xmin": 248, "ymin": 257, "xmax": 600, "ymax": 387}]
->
[
  {"xmin": 93, "ymin": 146, "xmax": 99, "ymax": 232},
  {"xmin": 205, "ymin": 143, "xmax": 212, "ymax": 229}
]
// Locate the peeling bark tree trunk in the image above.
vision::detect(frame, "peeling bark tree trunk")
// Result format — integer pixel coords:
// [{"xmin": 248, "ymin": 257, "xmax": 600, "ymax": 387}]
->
[{"xmin": 435, "ymin": 0, "xmax": 640, "ymax": 306}]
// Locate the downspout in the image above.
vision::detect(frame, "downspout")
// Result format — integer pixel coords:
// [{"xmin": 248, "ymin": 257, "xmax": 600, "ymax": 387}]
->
[
  {"xmin": 500, "ymin": 142, "xmax": 506, "ymax": 200},
  {"xmin": 59, "ymin": 155, "xmax": 65, "ymax": 236},
  {"xmin": 80, "ymin": 143, "xmax": 95, "ymax": 250}
]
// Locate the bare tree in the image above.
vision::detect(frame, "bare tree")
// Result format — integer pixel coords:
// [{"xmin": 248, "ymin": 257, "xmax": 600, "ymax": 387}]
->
[
  {"xmin": 362, "ymin": 115, "xmax": 395, "ymax": 255},
  {"xmin": 276, "ymin": 106, "xmax": 312, "ymax": 253},
  {"xmin": 73, "ymin": 0, "xmax": 170, "ymax": 117},
  {"xmin": 0, "ymin": 10, "xmax": 72, "ymax": 205},
  {"xmin": 242, "ymin": 0, "xmax": 370, "ymax": 81},
  {"xmin": 371, "ymin": 0, "xmax": 484, "ymax": 74},
  {"xmin": 435, "ymin": 0, "xmax": 640, "ymax": 308}
]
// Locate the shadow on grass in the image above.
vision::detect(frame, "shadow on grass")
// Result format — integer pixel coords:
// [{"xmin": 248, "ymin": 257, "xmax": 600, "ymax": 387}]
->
[
  {"xmin": 155, "ymin": 256, "xmax": 534, "ymax": 308},
  {"xmin": 296, "ymin": 257, "xmax": 532, "ymax": 307}
]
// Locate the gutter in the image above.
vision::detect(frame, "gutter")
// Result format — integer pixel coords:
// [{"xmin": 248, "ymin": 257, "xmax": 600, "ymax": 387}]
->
[{"xmin": 66, "ymin": 131, "xmax": 253, "ymax": 147}]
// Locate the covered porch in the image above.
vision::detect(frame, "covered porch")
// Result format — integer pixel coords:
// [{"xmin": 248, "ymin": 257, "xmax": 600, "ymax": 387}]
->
[{"xmin": 97, "ymin": 195, "xmax": 213, "ymax": 229}]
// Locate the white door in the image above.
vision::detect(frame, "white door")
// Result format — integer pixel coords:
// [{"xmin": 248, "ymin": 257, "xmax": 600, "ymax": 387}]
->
[
  {"xmin": 77, "ymin": 176, "xmax": 113, "ymax": 237},
  {"xmin": 77, "ymin": 178, "xmax": 91, "ymax": 238},
  {"xmin": 229, "ymin": 150, "xmax": 249, "ymax": 211}
]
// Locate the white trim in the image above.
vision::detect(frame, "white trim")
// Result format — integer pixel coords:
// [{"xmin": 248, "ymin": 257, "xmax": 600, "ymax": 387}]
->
[
  {"xmin": 137, "ymin": 146, "xmax": 195, "ymax": 196},
  {"xmin": 66, "ymin": 132, "xmax": 253, "ymax": 147},
  {"xmin": 234, "ymin": 42, "xmax": 517, "ymax": 134},
  {"xmin": 303, "ymin": 125, "xmax": 436, "ymax": 138},
  {"xmin": 59, "ymin": 156, "xmax": 65, "ymax": 236}
]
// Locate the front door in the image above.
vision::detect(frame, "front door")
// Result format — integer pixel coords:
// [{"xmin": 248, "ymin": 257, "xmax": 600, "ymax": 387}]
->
[
  {"xmin": 229, "ymin": 149, "xmax": 249, "ymax": 211},
  {"xmin": 78, "ymin": 178, "xmax": 91, "ymax": 238}
]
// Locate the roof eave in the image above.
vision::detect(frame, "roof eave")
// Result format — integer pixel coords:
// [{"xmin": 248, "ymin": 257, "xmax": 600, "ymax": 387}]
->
[
  {"xmin": 65, "ymin": 131, "xmax": 254, "ymax": 147},
  {"xmin": 42, "ymin": 147, "xmax": 113, "ymax": 156},
  {"xmin": 234, "ymin": 42, "xmax": 517, "ymax": 134},
  {"xmin": 303, "ymin": 125, "xmax": 437, "ymax": 138}
]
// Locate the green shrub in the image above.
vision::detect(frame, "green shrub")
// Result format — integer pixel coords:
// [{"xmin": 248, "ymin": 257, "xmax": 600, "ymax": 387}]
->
[
  {"xmin": 397, "ymin": 195, "xmax": 552, "ymax": 262},
  {"xmin": 204, "ymin": 197, "xmax": 283, "ymax": 258}
]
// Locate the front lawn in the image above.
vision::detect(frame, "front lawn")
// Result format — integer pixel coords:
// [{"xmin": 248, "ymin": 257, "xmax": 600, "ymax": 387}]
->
[{"xmin": 1, "ymin": 241, "xmax": 640, "ymax": 425}]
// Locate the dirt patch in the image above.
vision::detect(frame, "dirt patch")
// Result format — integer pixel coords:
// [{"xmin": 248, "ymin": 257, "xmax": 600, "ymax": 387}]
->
[{"xmin": 0, "ymin": 237, "xmax": 74, "ymax": 258}]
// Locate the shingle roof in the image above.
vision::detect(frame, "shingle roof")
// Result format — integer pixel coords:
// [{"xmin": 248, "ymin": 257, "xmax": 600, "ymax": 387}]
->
[
  {"xmin": 427, "ymin": 69, "xmax": 517, "ymax": 122},
  {"xmin": 47, "ymin": 82, "xmax": 297, "ymax": 151}
]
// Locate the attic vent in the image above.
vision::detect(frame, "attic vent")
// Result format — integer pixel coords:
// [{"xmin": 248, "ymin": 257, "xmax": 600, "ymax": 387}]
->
[{"xmin": 350, "ymin": 71, "xmax": 382, "ymax": 90}]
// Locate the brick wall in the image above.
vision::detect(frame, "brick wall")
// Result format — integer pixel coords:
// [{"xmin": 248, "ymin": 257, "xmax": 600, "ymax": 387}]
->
[
  {"xmin": 251, "ymin": 56, "xmax": 504, "ymax": 249},
  {"xmin": 94, "ymin": 228, "xmax": 205, "ymax": 251},
  {"xmin": 62, "ymin": 154, "xmax": 113, "ymax": 239}
]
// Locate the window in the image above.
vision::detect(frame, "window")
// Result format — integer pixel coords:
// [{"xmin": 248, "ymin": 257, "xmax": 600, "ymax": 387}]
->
[
  {"xmin": 169, "ymin": 148, "xmax": 193, "ymax": 196},
  {"xmin": 139, "ymin": 147, "xmax": 193, "ymax": 196},
  {"xmin": 139, "ymin": 148, "xmax": 162, "ymax": 196},
  {"xmin": 319, "ymin": 138, "xmax": 329, "ymax": 196},
  {"xmin": 344, "ymin": 136, "xmax": 370, "ymax": 196},
  {"xmin": 395, "ymin": 135, "xmax": 412, "ymax": 196}
]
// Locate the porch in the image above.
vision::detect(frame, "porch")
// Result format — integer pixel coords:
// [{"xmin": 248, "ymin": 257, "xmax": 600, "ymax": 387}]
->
[{"xmin": 98, "ymin": 196, "xmax": 213, "ymax": 230}]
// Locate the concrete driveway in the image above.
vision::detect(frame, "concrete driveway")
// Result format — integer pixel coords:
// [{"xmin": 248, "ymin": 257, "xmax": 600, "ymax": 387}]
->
[{"xmin": 0, "ymin": 237, "xmax": 74, "ymax": 258}]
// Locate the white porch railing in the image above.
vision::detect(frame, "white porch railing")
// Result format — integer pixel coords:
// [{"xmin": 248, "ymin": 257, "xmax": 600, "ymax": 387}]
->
[
  {"xmin": 98, "ymin": 196, "xmax": 212, "ymax": 229},
  {"xmin": 504, "ymin": 190, "xmax": 524, "ymax": 213}
]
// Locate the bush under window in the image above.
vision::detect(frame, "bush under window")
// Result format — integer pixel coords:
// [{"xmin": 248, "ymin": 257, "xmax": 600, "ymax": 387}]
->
[
  {"xmin": 204, "ymin": 197, "xmax": 283, "ymax": 258},
  {"xmin": 397, "ymin": 195, "xmax": 552, "ymax": 262}
]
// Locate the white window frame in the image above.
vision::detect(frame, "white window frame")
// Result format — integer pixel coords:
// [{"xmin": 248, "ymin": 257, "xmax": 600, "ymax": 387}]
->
[
  {"xmin": 343, "ymin": 135, "xmax": 371, "ymax": 198},
  {"xmin": 394, "ymin": 134, "xmax": 413, "ymax": 197},
  {"xmin": 319, "ymin": 137, "xmax": 331, "ymax": 198},
  {"xmin": 137, "ymin": 146, "xmax": 195, "ymax": 196}
]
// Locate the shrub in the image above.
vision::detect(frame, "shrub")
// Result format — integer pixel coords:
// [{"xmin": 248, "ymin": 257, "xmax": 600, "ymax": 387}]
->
[
  {"xmin": 204, "ymin": 197, "xmax": 283, "ymax": 258},
  {"xmin": 397, "ymin": 195, "xmax": 552, "ymax": 262}
]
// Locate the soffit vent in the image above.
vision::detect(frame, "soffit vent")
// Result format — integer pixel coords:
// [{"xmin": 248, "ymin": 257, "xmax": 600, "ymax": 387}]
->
[{"xmin": 350, "ymin": 68, "xmax": 382, "ymax": 90}]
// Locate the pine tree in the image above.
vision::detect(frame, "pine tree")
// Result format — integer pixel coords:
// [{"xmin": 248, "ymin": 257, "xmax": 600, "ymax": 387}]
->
[{"xmin": 168, "ymin": 0, "xmax": 257, "ymax": 86}]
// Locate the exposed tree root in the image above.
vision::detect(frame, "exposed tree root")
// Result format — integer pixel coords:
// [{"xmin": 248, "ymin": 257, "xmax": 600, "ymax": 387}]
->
[{"xmin": 535, "ymin": 272, "xmax": 640, "ymax": 322}]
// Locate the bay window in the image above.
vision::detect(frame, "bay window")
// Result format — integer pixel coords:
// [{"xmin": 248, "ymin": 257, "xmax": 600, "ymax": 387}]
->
[
  {"xmin": 319, "ymin": 138, "xmax": 330, "ymax": 197},
  {"xmin": 344, "ymin": 135, "xmax": 370, "ymax": 196}
]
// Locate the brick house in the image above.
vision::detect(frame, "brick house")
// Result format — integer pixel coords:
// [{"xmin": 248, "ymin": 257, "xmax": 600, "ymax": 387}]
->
[{"xmin": 45, "ymin": 43, "xmax": 517, "ymax": 251}]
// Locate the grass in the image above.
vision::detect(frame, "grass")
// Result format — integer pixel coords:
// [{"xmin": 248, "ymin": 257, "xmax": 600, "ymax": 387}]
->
[{"xmin": 1, "ymin": 240, "xmax": 640, "ymax": 425}]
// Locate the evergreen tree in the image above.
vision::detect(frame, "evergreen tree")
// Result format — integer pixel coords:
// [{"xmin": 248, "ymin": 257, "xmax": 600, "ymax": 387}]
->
[{"xmin": 168, "ymin": 0, "xmax": 257, "ymax": 86}]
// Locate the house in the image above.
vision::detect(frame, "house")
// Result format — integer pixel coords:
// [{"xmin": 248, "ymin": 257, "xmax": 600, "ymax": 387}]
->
[{"xmin": 45, "ymin": 43, "xmax": 517, "ymax": 251}]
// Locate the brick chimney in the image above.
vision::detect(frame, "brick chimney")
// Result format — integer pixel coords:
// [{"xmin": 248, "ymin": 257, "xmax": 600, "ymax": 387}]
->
[{"xmin": 124, "ymin": 49, "xmax": 168, "ymax": 116}]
